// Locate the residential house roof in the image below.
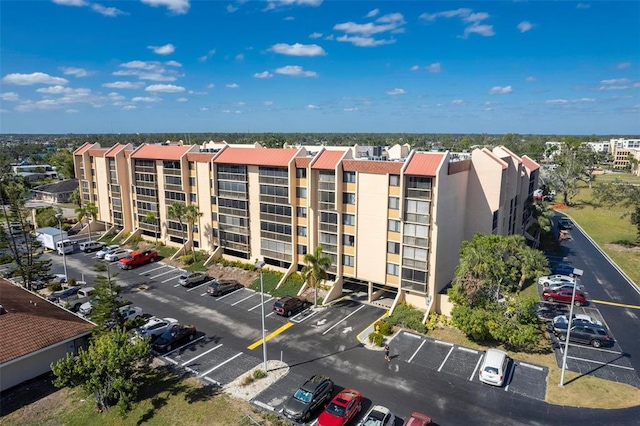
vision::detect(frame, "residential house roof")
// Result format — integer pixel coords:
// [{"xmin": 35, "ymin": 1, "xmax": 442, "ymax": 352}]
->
[
  {"xmin": 32, "ymin": 179, "xmax": 78, "ymax": 195},
  {"xmin": 404, "ymin": 152, "xmax": 445, "ymax": 176},
  {"xmin": 0, "ymin": 279, "xmax": 93, "ymax": 365},
  {"xmin": 521, "ymin": 155, "xmax": 540, "ymax": 172},
  {"xmin": 186, "ymin": 153, "xmax": 215, "ymax": 162},
  {"xmin": 130, "ymin": 144, "xmax": 194, "ymax": 161},
  {"xmin": 213, "ymin": 147, "xmax": 297, "ymax": 167},
  {"xmin": 342, "ymin": 160, "xmax": 403, "ymax": 174},
  {"xmin": 311, "ymin": 150, "xmax": 345, "ymax": 170},
  {"xmin": 295, "ymin": 157, "xmax": 312, "ymax": 168}
]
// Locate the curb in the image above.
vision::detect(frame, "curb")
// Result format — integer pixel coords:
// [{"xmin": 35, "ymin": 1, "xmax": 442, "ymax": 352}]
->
[{"xmin": 356, "ymin": 310, "xmax": 390, "ymax": 346}]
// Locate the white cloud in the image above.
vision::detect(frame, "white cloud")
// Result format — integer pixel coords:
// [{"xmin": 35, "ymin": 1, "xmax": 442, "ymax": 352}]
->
[
  {"xmin": 344, "ymin": 107, "xmax": 358, "ymax": 112},
  {"xmin": 386, "ymin": 88, "xmax": 406, "ymax": 95},
  {"xmin": 427, "ymin": 62, "xmax": 441, "ymax": 73},
  {"xmin": 145, "ymin": 84, "xmax": 185, "ymax": 93},
  {"xmin": 270, "ymin": 43, "xmax": 326, "ymax": 56},
  {"xmin": 265, "ymin": 0, "xmax": 322, "ymax": 10},
  {"xmin": 132, "ymin": 96, "xmax": 161, "ymax": 102},
  {"xmin": 309, "ymin": 32, "xmax": 323, "ymax": 39},
  {"xmin": 61, "ymin": 67, "xmax": 90, "ymax": 77},
  {"xmin": 576, "ymin": 3, "xmax": 590, "ymax": 9},
  {"xmin": 410, "ymin": 65, "xmax": 419, "ymax": 71},
  {"xmin": 206, "ymin": 83, "xmax": 215, "ymax": 89},
  {"xmin": 275, "ymin": 65, "xmax": 318, "ymax": 77},
  {"xmin": 525, "ymin": 76, "xmax": 536, "ymax": 82},
  {"xmin": 123, "ymin": 105, "xmax": 137, "ymax": 110},
  {"xmin": 2, "ymin": 72, "xmax": 68, "ymax": 86},
  {"xmin": 0, "ymin": 109, "xmax": 10, "ymax": 113},
  {"xmin": 166, "ymin": 60, "xmax": 182, "ymax": 67},
  {"xmin": 102, "ymin": 81, "xmax": 143, "ymax": 89},
  {"xmin": 226, "ymin": 4, "xmax": 238, "ymax": 12},
  {"xmin": 66, "ymin": 109, "xmax": 79, "ymax": 113},
  {"xmin": 140, "ymin": 0, "xmax": 190, "ymax": 14},
  {"xmin": 546, "ymin": 99, "xmax": 568, "ymax": 104},
  {"xmin": 36, "ymin": 85, "xmax": 77, "ymax": 94},
  {"xmin": 420, "ymin": 8, "xmax": 494, "ymax": 38},
  {"xmin": 452, "ymin": 99, "xmax": 465, "ymax": 105},
  {"xmin": 420, "ymin": 8, "xmax": 472, "ymax": 21},
  {"xmin": 254, "ymin": 71, "xmax": 273, "ymax": 79},
  {"xmin": 198, "ymin": 49, "xmax": 216, "ymax": 62},
  {"xmin": 148, "ymin": 43, "xmax": 176, "ymax": 55},
  {"xmin": 517, "ymin": 21, "xmax": 533, "ymax": 33},
  {"xmin": 464, "ymin": 24, "xmax": 494, "ymax": 37},
  {"xmin": 284, "ymin": 16, "xmax": 295, "ymax": 21},
  {"xmin": 236, "ymin": 53, "xmax": 245, "ymax": 61},
  {"xmin": 114, "ymin": 60, "xmax": 181, "ymax": 81},
  {"xmin": 306, "ymin": 104, "xmax": 320, "ymax": 109},
  {"xmin": 365, "ymin": 8, "xmax": 379, "ymax": 18},
  {"xmin": 226, "ymin": 83, "xmax": 240, "ymax": 88},
  {"xmin": 201, "ymin": 107, "xmax": 210, "ymax": 111},
  {"xmin": 176, "ymin": 97, "xmax": 188, "ymax": 102},
  {"xmin": 91, "ymin": 3, "xmax": 126, "ymax": 16},
  {"xmin": 601, "ymin": 78, "xmax": 630, "ymax": 85},
  {"xmin": 488, "ymin": 85, "xmax": 513, "ymax": 94},
  {"xmin": 0, "ymin": 92, "xmax": 19, "ymax": 101},
  {"xmin": 221, "ymin": 109, "xmax": 231, "ymax": 113},
  {"xmin": 616, "ymin": 62, "xmax": 631, "ymax": 70},
  {"xmin": 333, "ymin": 12, "xmax": 405, "ymax": 47},
  {"xmin": 336, "ymin": 35, "xmax": 394, "ymax": 47},
  {"xmin": 52, "ymin": 0, "xmax": 87, "ymax": 6},
  {"xmin": 263, "ymin": 101, "xmax": 274, "ymax": 106}
]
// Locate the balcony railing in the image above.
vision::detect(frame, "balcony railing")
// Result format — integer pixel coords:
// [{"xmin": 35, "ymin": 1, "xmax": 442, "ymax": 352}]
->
[
  {"xmin": 163, "ymin": 168, "xmax": 181, "ymax": 176},
  {"xmin": 260, "ymin": 231, "xmax": 292, "ymax": 243},
  {"xmin": 261, "ymin": 248, "xmax": 292, "ymax": 262}
]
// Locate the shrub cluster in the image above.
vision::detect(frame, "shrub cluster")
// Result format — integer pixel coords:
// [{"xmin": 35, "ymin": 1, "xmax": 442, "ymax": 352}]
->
[
  {"xmin": 368, "ymin": 331, "xmax": 384, "ymax": 347},
  {"xmin": 375, "ymin": 319, "xmax": 393, "ymax": 336},
  {"xmin": 211, "ymin": 257, "xmax": 261, "ymax": 271},
  {"xmin": 387, "ymin": 303, "xmax": 427, "ymax": 334}
]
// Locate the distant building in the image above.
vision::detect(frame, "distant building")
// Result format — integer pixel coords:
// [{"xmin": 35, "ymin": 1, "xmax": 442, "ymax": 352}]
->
[
  {"xmin": 610, "ymin": 138, "xmax": 640, "ymax": 169},
  {"xmin": 12, "ymin": 164, "xmax": 58, "ymax": 182},
  {"xmin": 32, "ymin": 179, "xmax": 78, "ymax": 203}
]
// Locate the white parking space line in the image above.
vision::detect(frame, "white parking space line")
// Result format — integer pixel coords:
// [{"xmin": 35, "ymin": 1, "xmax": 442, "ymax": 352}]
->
[
  {"xmin": 187, "ymin": 282, "xmax": 210, "ymax": 292},
  {"xmin": 161, "ymin": 335, "xmax": 206, "ymax": 357},
  {"xmin": 215, "ymin": 289, "xmax": 243, "ymax": 301},
  {"xmin": 162, "ymin": 356, "xmax": 179, "ymax": 365},
  {"xmin": 322, "ymin": 305, "xmax": 365, "ymax": 336},
  {"xmin": 290, "ymin": 309, "xmax": 318, "ymax": 323},
  {"xmin": 470, "ymin": 354, "xmax": 483, "ymax": 381},
  {"xmin": 404, "ymin": 332, "xmax": 422, "ymax": 339},
  {"xmin": 181, "ymin": 344, "xmax": 223, "ymax": 366},
  {"xmin": 437, "ymin": 346, "xmax": 455, "ymax": 372},
  {"xmin": 198, "ymin": 352, "xmax": 243, "ymax": 377},
  {"xmin": 266, "ymin": 312, "xmax": 276, "ymax": 318},
  {"xmin": 434, "ymin": 340, "xmax": 454, "ymax": 347},
  {"xmin": 559, "ymin": 342, "xmax": 622, "ymax": 355},
  {"xmin": 162, "ymin": 275, "xmax": 180, "ymax": 283},
  {"xmin": 203, "ymin": 376, "xmax": 221, "ymax": 386},
  {"xmin": 150, "ymin": 269, "xmax": 179, "ymax": 279},
  {"xmin": 248, "ymin": 297, "xmax": 274, "ymax": 312},
  {"xmin": 504, "ymin": 362, "xmax": 516, "ymax": 391},
  {"xmin": 518, "ymin": 362, "xmax": 544, "ymax": 371},
  {"xmin": 141, "ymin": 265, "xmax": 167, "ymax": 275},
  {"xmin": 407, "ymin": 340, "xmax": 426, "ymax": 363},
  {"xmin": 567, "ymin": 356, "xmax": 635, "ymax": 370},
  {"xmin": 457, "ymin": 346, "xmax": 478, "ymax": 354},
  {"xmin": 231, "ymin": 293, "xmax": 258, "ymax": 306},
  {"xmin": 173, "ymin": 282, "xmax": 184, "ymax": 288}
]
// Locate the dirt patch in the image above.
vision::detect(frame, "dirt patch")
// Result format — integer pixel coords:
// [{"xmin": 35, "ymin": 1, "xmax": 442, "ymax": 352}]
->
[
  {"xmin": 0, "ymin": 373, "xmax": 70, "ymax": 420},
  {"xmin": 604, "ymin": 243, "xmax": 640, "ymax": 254}
]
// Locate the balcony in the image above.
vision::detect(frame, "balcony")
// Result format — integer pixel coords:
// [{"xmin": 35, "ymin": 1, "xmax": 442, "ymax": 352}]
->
[
  {"xmin": 163, "ymin": 168, "xmax": 181, "ymax": 176},
  {"xmin": 164, "ymin": 183, "xmax": 184, "ymax": 192}
]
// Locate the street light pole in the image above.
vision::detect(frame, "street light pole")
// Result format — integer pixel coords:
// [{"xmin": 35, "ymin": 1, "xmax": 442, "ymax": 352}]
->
[
  {"xmin": 55, "ymin": 213, "xmax": 68, "ymax": 282},
  {"xmin": 255, "ymin": 260, "xmax": 268, "ymax": 372},
  {"xmin": 559, "ymin": 268, "xmax": 583, "ymax": 387}
]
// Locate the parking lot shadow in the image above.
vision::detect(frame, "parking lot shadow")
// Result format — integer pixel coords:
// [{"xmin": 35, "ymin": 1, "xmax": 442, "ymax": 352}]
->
[
  {"xmin": 135, "ymin": 366, "xmax": 189, "ymax": 425},
  {"xmin": 564, "ymin": 352, "xmax": 632, "ymax": 386},
  {"xmin": 184, "ymin": 383, "xmax": 221, "ymax": 404},
  {"xmin": 278, "ymin": 343, "xmax": 363, "ymax": 369}
]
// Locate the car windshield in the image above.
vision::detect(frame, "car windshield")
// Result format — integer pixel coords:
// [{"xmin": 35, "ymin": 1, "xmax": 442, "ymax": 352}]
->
[
  {"xmin": 484, "ymin": 367, "xmax": 499, "ymax": 375},
  {"xmin": 124, "ymin": 255, "xmax": 134, "ymax": 260},
  {"xmin": 325, "ymin": 402, "xmax": 346, "ymax": 417},
  {"xmin": 293, "ymin": 388, "xmax": 313, "ymax": 403},
  {"xmin": 209, "ymin": 283, "xmax": 219, "ymax": 288},
  {"xmin": 274, "ymin": 301, "xmax": 284, "ymax": 308},
  {"xmin": 364, "ymin": 412, "xmax": 385, "ymax": 426}
]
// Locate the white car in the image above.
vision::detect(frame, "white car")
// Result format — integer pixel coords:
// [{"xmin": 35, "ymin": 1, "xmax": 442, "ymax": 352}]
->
[
  {"xmin": 357, "ymin": 405, "xmax": 396, "ymax": 426},
  {"xmin": 547, "ymin": 281, "xmax": 584, "ymax": 293},
  {"xmin": 131, "ymin": 317, "xmax": 178, "ymax": 341},
  {"xmin": 104, "ymin": 249, "xmax": 129, "ymax": 262},
  {"xmin": 96, "ymin": 245, "xmax": 120, "ymax": 259},
  {"xmin": 553, "ymin": 314, "xmax": 602, "ymax": 327},
  {"xmin": 119, "ymin": 305, "xmax": 143, "ymax": 322},
  {"xmin": 538, "ymin": 274, "xmax": 576, "ymax": 287}
]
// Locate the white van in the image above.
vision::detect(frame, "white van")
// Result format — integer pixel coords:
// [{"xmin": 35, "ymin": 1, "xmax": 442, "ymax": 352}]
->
[
  {"xmin": 56, "ymin": 239, "xmax": 74, "ymax": 255},
  {"xmin": 478, "ymin": 349, "xmax": 509, "ymax": 387}
]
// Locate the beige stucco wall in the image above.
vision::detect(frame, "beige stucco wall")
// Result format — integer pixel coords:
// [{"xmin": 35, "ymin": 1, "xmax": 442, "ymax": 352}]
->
[
  {"xmin": 156, "ymin": 160, "xmax": 167, "ymax": 242},
  {"xmin": 355, "ymin": 173, "xmax": 389, "ymax": 283},
  {"xmin": 195, "ymin": 161, "xmax": 214, "ymax": 251},
  {"xmin": 248, "ymin": 165, "xmax": 262, "ymax": 261},
  {"xmin": 466, "ymin": 149, "xmax": 506, "ymax": 238},
  {"xmin": 94, "ymin": 157, "xmax": 110, "ymax": 224},
  {"xmin": 115, "ymin": 148, "xmax": 133, "ymax": 232}
]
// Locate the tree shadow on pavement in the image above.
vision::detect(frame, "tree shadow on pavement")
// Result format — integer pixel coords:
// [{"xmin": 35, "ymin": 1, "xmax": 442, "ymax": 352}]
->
[{"xmin": 274, "ymin": 343, "xmax": 363, "ymax": 369}]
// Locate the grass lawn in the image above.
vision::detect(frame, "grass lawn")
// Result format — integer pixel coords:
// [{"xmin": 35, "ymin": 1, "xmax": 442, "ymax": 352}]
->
[
  {"xmin": 249, "ymin": 271, "xmax": 305, "ymax": 297},
  {"xmin": 155, "ymin": 245, "xmax": 178, "ymax": 259}
]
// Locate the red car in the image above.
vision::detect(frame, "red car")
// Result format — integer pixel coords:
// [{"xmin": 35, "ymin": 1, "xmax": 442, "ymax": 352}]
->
[
  {"xmin": 118, "ymin": 250, "xmax": 158, "ymax": 270},
  {"xmin": 317, "ymin": 388, "xmax": 362, "ymax": 426},
  {"xmin": 542, "ymin": 289, "xmax": 587, "ymax": 306},
  {"xmin": 405, "ymin": 412, "xmax": 433, "ymax": 426}
]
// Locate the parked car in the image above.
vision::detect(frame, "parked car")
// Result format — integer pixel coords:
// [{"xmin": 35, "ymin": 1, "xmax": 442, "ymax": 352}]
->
[
  {"xmin": 556, "ymin": 324, "xmax": 613, "ymax": 348},
  {"xmin": 552, "ymin": 263, "xmax": 575, "ymax": 276},
  {"xmin": 317, "ymin": 388, "xmax": 362, "ymax": 426},
  {"xmin": 131, "ymin": 317, "xmax": 178, "ymax": 341},
  {"xmin": 404, "ymin": 412, "xmax": 433, "ymax": 426},
  {"xmin": 33, "ymin": 273, "xmax": 67, "ymax": 290},
  {"xmin": 119, "ymin": 305, "xmax": 143, "ymax": 322},
  {"xmin": 538, "ymin": 274, "xmax": 576, "ymax": 287},
  {"xmin": 547, "ymin": 282, "xmax": 585, "ymax": 293},
  {"xmin": 151, "ymin": 324, "xmax": 197, "ymax": 352},
  {"xmin": 282, "ymin": 375, "xmax": 334, "ymax": 423},
  {"xmin": 118, "ymin": 250, "xmax": 158, "ymax": 270},
  {"xmin": 104, "ymin": 248, "xmax": 129, "ymax": 262},
  {"xmin": 207, "ymin": 279, "xmax": 243, "ymax": 296},
  {"xmin": 478, "ymin": 348, "xmax": 509, "ymax": 387},
  {"xmin": 179, "ymin": 272, "xmax": 208, "ymax": 288},
  {"xmin": 62, "ymin": 287, "xmax": 95, "ymax": 312},
  {"xmin": 542, "ymin": 289, "xmax": 587, "ymax": 306},
  {"xmin": 96, "ymin": 244, "xmax": 119, "ymax": 259},
  {"xmin": 272, "ymin": 296, "xmax": 311, "ymax": 317},
  {"xmin": 47, "ymin": 285, "xmax": 80, "ymax": 303},
  {"xmin": 79, "ymin": 241, "xmax": 105, "ymax": 253},
  {"xmin": 356, "ymin": 405, "xmax": 395, "ymax": 426},
  {"xmin": 552, "ymin": 314, "xmax": 602, "ymax": 335},
  {"xmin": 558, "ymin": 218, "xmax": 573, "ymax": 230}
]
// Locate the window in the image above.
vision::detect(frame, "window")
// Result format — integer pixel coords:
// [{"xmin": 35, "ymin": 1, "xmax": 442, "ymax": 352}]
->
[
  {"xmin": 163, "ymin": 160, "xmax": 181, "ymax": 169},
  {"xmin": 343, "ymin": 214, "xmax": 355, "ymax": 226},
  {"xmin": 188, "ymin": 162, "xmax": 194, "ymax": 170},
  {"xmin": 190, "ymin": 193, "xmax": 197, "ymax": 202},
  {"xmin": 389, "ymin": 197, "xmax": 400, "ymax": 210},
  {"xmin": 387, "ymin": 241, "xmax": 400, "ymax": 254},
  {"xmin": 343, "ymin": 171, "xmax": 356, "ymax": 183},
  {"xmin": 296, "ymin": 168, "xmax": 307, "ymax": 178},
  {"xmin": 297, "ymin": 226, "xmax": 307, "ymax": 237},
  {"xmin": 211, "ymin": 196, "xmax": 217, "ymax": 205},
  {"xmin": 189, "ymin": 177, "xmax": 196, "ymax": 186},
  {"xmin": 343, "ymin": 254, "xmax": 354, "ymax": 267},
  {"xmin": 342, "ymin": 192, "xmax": 356, "ymax": 204},
  {"xmin": 211, "ymin": 212, "xmax": 217, "ymax": 221},
  {"xmin": 165, "ymin": 191, "xmax": 186, "ymax": 202},
  {"xmin": 388, "ymin": 219, "xmax": 401, "ymax": 232},
  {"xmin": 165, "ymin": 176, "xmax": 182, "ymax": 186},
  {"xmin": 389, "ymin": 175, "xmax": 400, "ymax": 187},
  {"xmin": 296, "ymin": 187, "xmax": 307, "ymax": 199},
  {"xmin": 342, "ymin": 234, "xmax": 354, "ymax": 246},
  {"xmin": 297, "ymin": 244, "xmax": 307, "ymax": 255},
  {"xmin": 297, "ymin": 207, "xmax": 307, "ymax": 218},
  {"xmin": 492, "ymin": 210, "xmax": 499, "ymax": 233},
  {"xmin": 387, "ymin": 263, "xmax": 399, "ymax": 276}
]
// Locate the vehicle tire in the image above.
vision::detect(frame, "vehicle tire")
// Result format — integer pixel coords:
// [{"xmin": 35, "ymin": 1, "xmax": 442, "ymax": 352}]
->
[
  {"xmin": 188, "ymin": 334, "xmax": 194, "ymax": 341},
  {"xmin": 591, "ymin": 339, "xmax": 602, "ymax": 348},
  {"xmin": 166, "ymin": 344, "xmax": 172, "ymax": 352},
  {"xmin": 546, "ymin": 297, "xmax": 555, "ymax": 302},
  {"xmin": 287, "ymin": 310, "xmax": 292, "ymax": 317},
  {"xmin": 303, "ymin": 302, "xmax": 311, "ymax": 309},
  {"xmin": 574, "ymin": 301, "xmax": 582, "ymax": 307},
  {"xmin": 235, "ymin": 284, "xmax": 242, "ymax": 290},
  {"xmin": 558, "ymin": 334, "xmax": 567, "ymax": 341},
  {"xmin": 150, "ymin": 257, "xmax": 155, "ymax": 263},
  {"xmin": 303, "ymin": 412, "xmax": 311, "ymax": 422}
]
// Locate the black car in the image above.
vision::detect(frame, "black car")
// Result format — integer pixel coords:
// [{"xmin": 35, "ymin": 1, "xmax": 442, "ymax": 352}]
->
[
  {"xmin": 558, "ymin": 218, "xmax": 573, "ymax": 230},
  {"xmin": 557, "ymin": 324, "xmax": 613, "ymax": 348},
  {"xmin": 151, "ymin": 324, "xmax": 197, "ymax": 352},
  {"xmin": 283, "ymin": 375, "xmax": 334, "ymax": 423},
  {"xmin": 272, "ymin": 296, "xmax": 311, "ymax": 317}
]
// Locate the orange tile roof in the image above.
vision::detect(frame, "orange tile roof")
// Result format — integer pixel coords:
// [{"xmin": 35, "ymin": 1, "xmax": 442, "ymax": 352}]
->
[
  {"xmin": 521, "ymin": 155, "xmax": 540, "ymax": 172},
  {"xmin": 88, "ymin": 148, "xmax": 108, "ymax": 157},
  {"xmin": 342, "ymin": 160, "xmax": 403, "ymax": 174},
  {"xmin": 73, "ymin": 142, "xmax": 95, "ymax": 156},
  {"xmin": 130, "ymin": 144, "xmax": 193, "ymax": 161},
  {"xmin": 214, "ymin": 147, "xmax": 297, "ymax": 167},
  {"xmin": 186, "ymin": 153, "xmax": 215, "ymax": 162},
  {"xmin": 404, "ymin": 152, "xmax": 445, "ymax": 176},
  {"xmin": 105, "ymin": 144, "xmax": 127, "ymax": 158},
  {"xmin": 311, "ymin": 150, "xmax": 345, "ymax": 170},
  {"xmin": 295, "ymin": 157, "xmax": 313, "ymax": 168},
  {"xmin": 0, "ymin": 279, "xmax": 93, "ymax": 364},
  {"xmin": 124, "ymin": 150, "xmax": 133, "ymax": 158}
]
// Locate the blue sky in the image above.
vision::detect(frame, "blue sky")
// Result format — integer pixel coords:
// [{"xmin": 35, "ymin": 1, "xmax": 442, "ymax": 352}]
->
[{"xmin": 1, "ymin": 0, "xmax": 639, "ymax": 135}]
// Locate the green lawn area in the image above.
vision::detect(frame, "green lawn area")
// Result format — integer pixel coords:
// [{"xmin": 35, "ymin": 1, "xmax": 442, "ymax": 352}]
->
[
  {"xmin": 248, "ymin": 271, "xmax": 305, "ymax": 297},
  {"xmin": 155, "ymin": 245, "xmax": 178, "ymax": 260}
]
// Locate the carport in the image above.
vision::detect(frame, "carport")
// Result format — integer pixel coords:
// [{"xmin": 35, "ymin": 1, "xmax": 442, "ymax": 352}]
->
[{"xmin": 341, "ymin": 277, "xmax": 397, "ymax": 309}]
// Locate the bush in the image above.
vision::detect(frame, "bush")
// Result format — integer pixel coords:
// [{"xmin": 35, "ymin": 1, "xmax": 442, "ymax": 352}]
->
[
  {"xmin": 67, "ymin": 277, "xmax": 77, "ymax": 287},
  {"xmin": 368, "ymin": 331, "xmax": 384, "ymax": 347},
  {"xmin": 387, "ymin": 303, "xmax": 427, "ymax": 334},
  {"xmin": 179, "ymin": 254, "xmax": 195, "ymax": 265},
  {"xmin": 47, "ymin": 282, "xmax": 62, "ymax": 292},
  {"xmin": 375, "ymin": 319, "xmax": 393, "ymax": 336},
  {"xmin": 425, "ymin": 312, "xmax": 450, "ymax": 331},
  {"xmin": 241, "ymin": 375, "xmax": 255, "ymax": 386},
  {"xmin": 252, "ymin": 369, "xmax": 267, "ymax": 379}
]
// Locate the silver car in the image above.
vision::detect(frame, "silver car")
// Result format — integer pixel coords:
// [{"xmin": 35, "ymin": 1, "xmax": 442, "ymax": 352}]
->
[
  {"xmin": 96, "ymin": 245, "xmax": 120, "ymax": 259},
  {"xmin": 104, "ymin": 248, "xmax": 129, "ymax": 262},
  {"xmin": 179, "ymin": 272, "xmax": 208, "ymax": 288}
]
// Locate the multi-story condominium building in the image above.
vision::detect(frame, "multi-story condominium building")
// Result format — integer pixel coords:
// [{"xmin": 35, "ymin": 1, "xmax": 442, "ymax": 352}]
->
[
  {"xmin": 74, "ymin": 142, "xmax": 539, "ymax": 314},
  {"xmin": 610, "ymin": 138, "xmax": 640, "ymax": 169}
]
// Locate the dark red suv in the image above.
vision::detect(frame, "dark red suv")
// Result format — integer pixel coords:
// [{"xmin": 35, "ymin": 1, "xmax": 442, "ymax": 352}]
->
[
  {"xmin": 542, "ymin": 289, "xmax": 587, "ymax": 306},
  {"xmin": 273, "ymin": 296, "xmax": 311, "ymax": 317}
]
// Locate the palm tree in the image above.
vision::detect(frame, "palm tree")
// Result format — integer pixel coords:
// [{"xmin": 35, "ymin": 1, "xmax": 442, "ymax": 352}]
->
[
  {"xmin": 75, "ymin": 202, "xmax": 98, "ymax": 242},
  {"xmin": 167, "ymin": 201, "xmax": 187, "ymax": 255},
  {"xmin": 302, "ymin": 246, "xmax": 332, "ymax": 307},
  {"xmin": 516, "ymin": 247, "xmax": 549, "ymax": 293},
  {"xmin": 69, "ymin": 188, "xmax": 81, "ymax": 208},
  {"xmin": 143, "ymin": 211, "xmax": 159, "ymax": 247},
  {"xmin": 185, "ymin": 204, "xmax": 203, "ymax": 263}
]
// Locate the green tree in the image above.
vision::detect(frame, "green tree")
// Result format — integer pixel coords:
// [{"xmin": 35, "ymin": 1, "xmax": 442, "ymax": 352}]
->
[
  {"xmin": 514, "ymin": 239, "xmax": 549, "ymax": 292},
  {"xmin": 594, "ymin": 180, "xmax": 640, "ymax": 243},
  {"xmin": 47, "ymin": 148, "xmax": 75, "ymax": 180},
  {"xmin": 51, "ymin": 328, "xmax": 151, "ymax": 414},
  {"xmin": 89, "ymin": 263, "xmax": 125, "ymax": 332},
  {"xmin": 76, "ymin": 202, "xmax": 98, "ymax": 242},
  {"xmin": 185, "ymin": 204, "xmax": 203, "ymax": 263},
  {"xmin": 36, "ymin": 206, "xmax": 62, "ymax": 228},
  {"xmin": 69, "ymin": 188, "xmax": 82, "ymax": 208},
  {"xmin": 143, "ymin": 211, "xmax": 159, "ymax": 247},
  {"xmin": 167, "ymin": 201, "xmax": 187, "ymax": 255},
  {"xmin": 302, "ymin": 246, "xmax": 332, "ymax": 307}
]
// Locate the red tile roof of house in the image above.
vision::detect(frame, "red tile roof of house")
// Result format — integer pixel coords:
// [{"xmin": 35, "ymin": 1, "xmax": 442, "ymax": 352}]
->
[
  {"xmin": 73, "ymin": 142, "xmax": 95, "ymax": 156},
  {"xmin": 295, "ymin": 157, "xmax": 313, "ymax": 168},
  {"xmin": 105, "ymin": 144, "xmax": 127, "ymax": 158},
  {"xmin": 214, "ymin": 147, "xmax": 297, "ymax": 167},
  {"xmin": 130, "ymin": 144, "xmax": 193, "ymax": 160},
  {"xmin": 311, "ymin": 150, "xmax": 345, "ymax": 170},
  {"xmin": 186, "ymin": 153, "xmax": 215, "ymax": 162},
  {"xmin": 342, "ymin": 160, "xmax": 403, "ymax": 174},
  {"xmin": 521, "ymin": 155, "xmax": 540, "ymax": 172},
  {"xmin": 404, "ymin": 152, "xmax": 445, "ymax": 176},
  {"xmin": 0, "ymin": 280, "xmax": 93, "ymax": 364}
]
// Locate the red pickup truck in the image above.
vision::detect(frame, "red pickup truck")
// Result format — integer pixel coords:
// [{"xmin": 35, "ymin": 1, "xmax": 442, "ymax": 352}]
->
[{"xmin": 118, "ymin": 250, "xmax": 158, "ymax": 270}]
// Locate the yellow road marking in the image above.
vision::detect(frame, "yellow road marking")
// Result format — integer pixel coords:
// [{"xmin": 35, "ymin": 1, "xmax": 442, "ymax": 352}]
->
[
  {"xmin": 247, "ymin": 322, "xmax": 294, "ymax": 350},
  {"xmin": 592, "ymin": 300, "xmax": 640, "ymax": 310}
]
